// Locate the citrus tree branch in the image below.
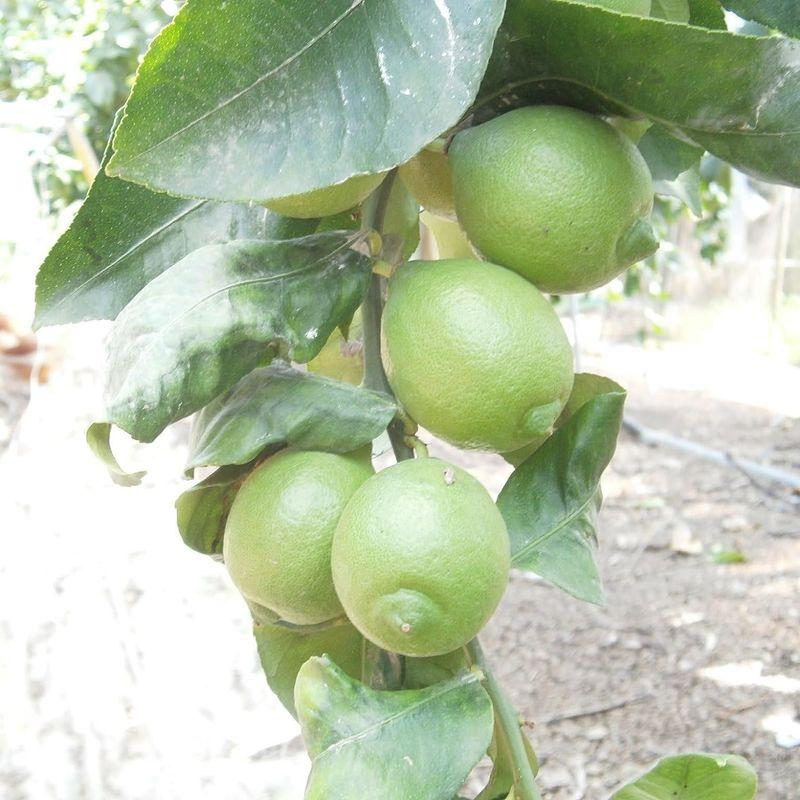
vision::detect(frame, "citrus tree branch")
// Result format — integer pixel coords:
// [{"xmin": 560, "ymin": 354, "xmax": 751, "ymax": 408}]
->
[
  {"xmin": 361, "ymin": 170, "xmax": 414, "ymax": 462},
  {"xmin": 466, "ymin": 638, "xmax": 542, "ymax": 800}
]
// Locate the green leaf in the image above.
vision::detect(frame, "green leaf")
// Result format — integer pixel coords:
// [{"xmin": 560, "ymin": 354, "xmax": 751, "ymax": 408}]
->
[
  {"xmin": 34, "ymin": 118, "xmax": 315, "ymax": 329},
  {"xmin": 296, "ymin": 656, "xmax": 494, "ymax": 800},
  {"xmin": 496, "ymin": 381, "xmax": 627, "ymax": 605},
  {"xmin": 651, "ymin": 0, "xmax": 689, "ymax": 22},
  {"xmin": 638, "ymin": 125, "xmax": 704, "ymax": 214},
  {"xmin": 476, "ymin": 722, "xmax": 538, "ymax": 800},
  {"xmin": 611, "ymin": 753, "xmax": 758, "ymax": 799},
  {"xmin": 104, "ymin": 231, "xmax": 373, "ymax": 443},
  {"xmin": 175, "ymin": 461, "xmax": 257, "ymax": 555},
  {"xmin": 107, "ymin": 0, "xmax": 506, "ymax": 202},
  {"xmin": 721, "ymin": 2, "xmax": 800, "ymax": 38},
  {"xmin": 254, "ymin": 620, "xmax": 364, "ymax": 718},
  {"xmin": 186, "ymin": 361, "xmax": 396, "ymax": 470},
  {"xmin": 688, "ymin": 0, "xmax": 727, "ymax": 29},
  {"xmin": 85, "ymin": 422, "xmax": 145, "ymax": 487},
  {"xmin": 478, "ymin": 0, "xmax": 800, "ymax": 187}
]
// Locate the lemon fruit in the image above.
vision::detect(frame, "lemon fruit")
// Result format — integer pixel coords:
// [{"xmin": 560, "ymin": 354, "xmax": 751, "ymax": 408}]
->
[
  {"xmin": 381, "ymin": 259, "xmax": 574, "ymax": 452},
  {"xmin": 223, "ymin": 450, "xmax": 373, "ymax": 625},
  {"xmin": 331, "ymin": 457, "xmax": 510, "ymax": 656},
  {"xmin": 585, "ymin": 0, "xmax": 651, "ymax": 14},
  {"xmin": 399, "ymin": 147, "xmax": 457, "ymax": 219},
  {"xmin": 449, "ymin": 105, "xmax": 657, "ymax": 293},
  {"xmin": 307, "ymin": 311, "xmax": 364, "ymax": 385},
  {"xmin": 421, "ymin": 212, "xmax": 478, "ymax": 260},
  {"xmin": 503, "ymin": 372, "xmax": 622, "ymax": 465},
  {"xmin": 264, "ymin": 173, "xmax": 386, "ymax": 219}
]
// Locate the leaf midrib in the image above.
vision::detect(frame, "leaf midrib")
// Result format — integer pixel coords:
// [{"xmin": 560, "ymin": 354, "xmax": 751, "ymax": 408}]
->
[
  {"xmin": 316, "ymin": 672, "xmax": 479, "ymax": 759},
  {"xmin": 510, "ymin": 489, "xmax": 596, "ymax": 566},
  {"xmin": 111, "ymin": 237, "xmax": 359, "ymax": 378},
  {"xmin": 114, "ymin": 0, "xmax": 368, "ymax": 167}
]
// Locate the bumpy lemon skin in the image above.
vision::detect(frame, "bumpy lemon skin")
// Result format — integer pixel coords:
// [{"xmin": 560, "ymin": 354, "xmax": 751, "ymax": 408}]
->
[
  {"xmin": 399, "ymin": 147, "xmax": 457, "ymax": 220},
  {"xmin": 449, "ymin": 105, "xmax": 657, "ymax": 294},
  {"xmin": 381, "ymin": 258, "xmax": 574, "ymax": 453},
  {"xmin": 264, "ymin": 173, "xmax": 386, "ymax": 219},
  {"xmin": 331, "ymin": 458, "xmax": 510, "ymax": 657},
  {"xmin": 223, "ymin": 450, "xmax": 373, "ymax": 625}
]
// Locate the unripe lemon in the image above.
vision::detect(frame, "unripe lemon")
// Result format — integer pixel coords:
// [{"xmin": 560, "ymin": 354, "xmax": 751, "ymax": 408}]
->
[
  {"xmin": 307, "ymin": 311, "xmax": 364, "ymax": 385},
  {"xmin": 381, "ymin": 259, "xmax": 574, "ymax": 453},
  {"xmin": 502, "ymin": 372, "xmax": 623, "ymax": 465},
  {"xmin": 421, "ymin": 212, "xmax": 479, "ymax": 260},
  {"xmin": 264, "ymin": 173, "xmax": 386, "ymax": 219},
  {"xmin": 450, "ymin": 106, "xmax": 657, "ymax": 293},
  {"xmin": 399, "ymin": 147, "xmax": 457, "ymax": 219},
  {"xmin": 331, "ymin": 457, "xmax": 510, "ymax": 656},
  {"xmin": 224, "ymin": 450, "xmax": 373, "ymax": 625}
]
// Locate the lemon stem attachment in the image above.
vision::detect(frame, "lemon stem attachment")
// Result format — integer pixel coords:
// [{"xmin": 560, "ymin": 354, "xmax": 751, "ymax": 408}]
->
[{"xmin": 466, "ymin": 638, "xmax": 542, "ymax": 800}]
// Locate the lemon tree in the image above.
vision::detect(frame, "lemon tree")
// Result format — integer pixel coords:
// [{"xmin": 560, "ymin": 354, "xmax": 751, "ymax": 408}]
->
[{"xmin": 33, "ymin": 1, "xmax": 795, "ymax": 798}]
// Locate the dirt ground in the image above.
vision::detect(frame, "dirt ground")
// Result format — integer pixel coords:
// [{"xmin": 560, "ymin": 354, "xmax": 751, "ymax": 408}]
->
[{"xmin": 1, "ymin": 330, "xmax": 798, "ymax": 799}]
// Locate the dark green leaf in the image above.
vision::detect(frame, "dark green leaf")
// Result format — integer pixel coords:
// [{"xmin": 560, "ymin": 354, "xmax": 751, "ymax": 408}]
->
[
  {"xmin": 85, "ymin": 422, "xmax": 145, "ymax": 487},
  {"xmin": 478, "ymin": 0, "xmax": 800, "ymax": 187},
  {"xmin": 688, "ymin": 0, "xmax": 727, "ymax": 29},
  {"xmin": 107, "ymin": 0, "xmax": 506, "ymax": 202},
  {"xmin": 295, "ymin": 656, "xmax": 494, "ymax": 800},
  {"xmin": 175, "ymin": 461, "xmax": 257, "ymax": 555},
  {"xmin": 651, "ymin": 0, "xmax": 689, "ymax": 22},
  {"xmin": 611, "ymin": 753, "xmax": 758, "ymax": 799},
  {"xmin": 638, "ymin": 125, "xmax": 704, "ymax": 214},
  {"xmin": 721, "ymin": 2, "xmax": 800, "ymax": 38},
  {"xmin": 104, "ymin": 232, "xmax": 373, "ymax": 443},
  {"xmin": 186, "ymin": 361, "xmax": 396, "ymax": 470},
  {"xmin": 496, "ymin": 381, "xmax": 626, "ymax": 605},
  {"xmin": 254, "ymin": 620, "xmax": 364, "ymax": 718},
  {"xmin": 34, "ymin": 118, "xmax": 315, "ymax": 328},
  {"xmin": 476, "ymin": 722, "xmax": 538, "ymax": 800}
]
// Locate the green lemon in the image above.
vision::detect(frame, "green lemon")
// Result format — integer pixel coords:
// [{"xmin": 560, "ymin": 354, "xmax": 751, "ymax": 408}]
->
[
  {"xmin": 502, "ymin": 372, "xmax": 622, "ymax": 465},
  {"xmin": 223, "ymin": 450, "xmax": 373, "ymax": 625},
  {"xmin": 584, "ymin": 0, "xmax": 651, "ymax": 14},
  {"xmin": 307, "ymin": 310, "xmax": 364, "ymax": 385},
  {"xmin": 381, "ymin": 259, "xmax": 574, "ymax": 453},
  {"xmin": 399, "ymin": 146, "xmax": 457, "ymax": 219},
  {"xmin": 264, "ymin": 173, "xmax": 387, "ymax": 219},
  {"xmin": 421, "ymin": 212, "xmax": 479, "ymax": 260},
  {"xmin": 331, "ymin": 457, "xmax": 510, "ymax": 656},
  {"xmin": 449, "ymin": 105, "xmax": 657, "ymax": 293}
]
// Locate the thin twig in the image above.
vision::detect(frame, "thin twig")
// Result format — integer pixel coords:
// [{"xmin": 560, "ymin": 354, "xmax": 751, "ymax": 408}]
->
[{"xmin": 542, "ymin": 693, "xmax": 653, "ymax": 725}]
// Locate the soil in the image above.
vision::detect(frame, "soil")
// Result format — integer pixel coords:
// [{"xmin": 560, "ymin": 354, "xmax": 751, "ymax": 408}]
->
[{"xmin": 1, "ymin": 332, "xmax": 798, "ymax": 799}]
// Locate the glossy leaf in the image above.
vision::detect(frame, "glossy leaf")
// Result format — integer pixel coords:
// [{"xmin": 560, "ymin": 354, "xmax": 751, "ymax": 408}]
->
[
  {"xmin": 476, "ymin": 723, "xmax": 538, "ymax": 800},
  {"xmin": 611, "ymin": 753, "xmax": 758, "ymax": 799},
  {"xmin": 296, "ymin": 656, "xmax": 493, "ymax": 800},
  {"xmin": 721, "ymin": 2, "xmax": 800, "ymax": 38},
  {"xmin": 85, "ymin": 422, "xmax": 145, "ymax": 487},
  {"xmin": 638, "ymin": 124, "xmax": 704, "ymax": 214},
  {"xmin": 496, "ymin": 381, "xmax": 626, "ymax": 605},
  {"xmin": 688, "ymin": 0, "xmax": 727, "ymax": 29},
  {"xmin": 34, "ymin": 117, "xmax": 315, "ymax": 328},
  {"xmin": 254, "ymin": 620, "xmax": 364, "ymax": 718},
  {"xmin": 175, "ymin": 461, "xmax": 256, "ymax": 555},
  {"xmin": 478, "ymin": 0, "xmax": 800, "ymax": 187},
  {"xmin": 104, "ymin": 232, "xmax": 373, "ymax": 443},
  {"xmin": 107, "ymin": 0, "xmax": 506, "ymax": 202},
  {"xmin": 186, "ymin": 361, "xmax": 397, "ymax": 470},
  {"xmin": 651, "ymin": 0, "xmax": 689, "ymax": 22}
]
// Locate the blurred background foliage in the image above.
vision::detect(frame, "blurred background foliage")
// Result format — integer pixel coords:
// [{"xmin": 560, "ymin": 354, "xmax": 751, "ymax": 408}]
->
[{"xmin": 0, "ymin": 0, "xmax": 178, "ymax": 215}]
